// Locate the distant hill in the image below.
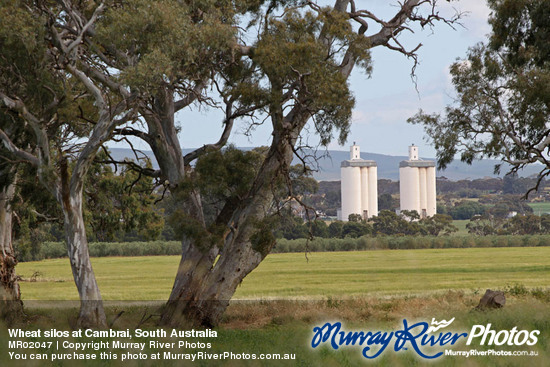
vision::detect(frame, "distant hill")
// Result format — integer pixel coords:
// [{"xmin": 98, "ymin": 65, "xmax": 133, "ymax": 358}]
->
[{"xmin": 107, "ymin": 147, "xmax": 541, "ymax": 181}]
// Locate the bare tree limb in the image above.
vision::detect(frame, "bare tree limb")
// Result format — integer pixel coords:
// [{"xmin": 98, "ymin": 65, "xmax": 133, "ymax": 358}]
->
[
  {"xmin": 0, "ymin": 91, "xmax": 51, "ymax": 167},
  {"xmin": 113, "ymin": 126, "xmax": 153, "ymax": 145},
  {"xmin": 63, "ymin": 2, "xmax": 105, "ymax": 55},
  {"xmin": 183, "ymin": 102, "xmax": 236, "ymax": 165},
  {"xmin": 95, "ymin": 158, "xmax": 161, "ymax": 178},
  {"xmin": 174, "ymin": 82, "xmax": 206, "ymax": 112},
  {"xmin": 66, "ymin": 65, "xmax": 106, "ymax": 111},
  {"xmin": 0, "ymin": 128, "xmax": 39, "ymax": 167}
]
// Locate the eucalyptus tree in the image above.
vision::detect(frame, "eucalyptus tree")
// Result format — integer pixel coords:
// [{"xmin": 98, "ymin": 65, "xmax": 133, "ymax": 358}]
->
[
  {"xmin": 45, "ymin": 0, "xmax": 271, "ymax": 327},
  {"xmin": 0, "ymin": 3, "xmax": 46, "ymax": 318},
  {"xmin": 46, "ymin": 0, "xmax": 460, "ymax": 327},
  {"xmin": 0, "ymin": 1, "xmax": 138, "ymax": 327},
  {"xmin": 157, "ymin": 0, "xmax": 460, "ymax": 327},
  {"xmin": 0, "ymin": 164, "xmax": 22, "ymax": 319},
  {"xmin": 409, "ymin": 0, "xmax": 550, "ymax": 195}
]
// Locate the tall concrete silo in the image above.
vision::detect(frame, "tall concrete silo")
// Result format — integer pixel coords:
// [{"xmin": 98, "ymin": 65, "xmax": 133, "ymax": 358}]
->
[
  {"xmin": 399, "ymin": 145, "xmax": 436, "ymax": 219},
  {"xmin": 340, "ymin": 143, "xmax": 378, "ymax": 221}
]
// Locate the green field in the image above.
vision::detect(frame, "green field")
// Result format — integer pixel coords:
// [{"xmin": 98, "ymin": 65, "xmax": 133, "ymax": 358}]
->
[
  {"xmin": 528, "ymin": 202, "xmax": 550, "ymax": 215},
  {"xmin": 452, "ymin": 219, "xmax": 470, "ymax": 235},
  {"xmin": 8, "ymin": 247, "xmax": 550, "ymax": 367},
  {"xmin": 17, "ymin": 247, "xmax": 550, "ymax": 300}
]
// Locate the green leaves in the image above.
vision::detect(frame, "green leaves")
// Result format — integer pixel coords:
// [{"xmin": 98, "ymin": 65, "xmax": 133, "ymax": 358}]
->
[
  {"xmin": 250, "ymin": 7, "xmax": 360, "ymax": 146},
  {"xmin": 84, "ymin": 154, "xmax": 164, "ymax": 242},
  {"xmin": 489, "ymin": 0, "xmax": 550, "ymax": 68},
  {"xmin": 254, "ymin": 10, "xmax": 322, "ymax": 83},
  {"xmin": 0, "ymin": 1, "xmax": 53, "ymax": 112},
  {"xmin": 96, "ymin": 0, "xmax": 236, "ymax": 90},
  {"xmin": 195, "ymin": 145, "xmax": 265, "ymax": 204}
]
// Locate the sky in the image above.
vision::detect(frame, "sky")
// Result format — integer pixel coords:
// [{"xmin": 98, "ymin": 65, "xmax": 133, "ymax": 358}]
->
[
  {"xmin": 111, "ymin": 0, "xmax": 492, "ymax": 158},
  {"xmin": 342, "ymin": 0, "xmax": 492, "ymax": 157}
]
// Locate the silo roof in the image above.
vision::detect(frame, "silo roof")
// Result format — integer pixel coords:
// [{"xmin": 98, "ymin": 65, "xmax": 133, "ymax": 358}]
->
[
  {"xmin": 341, "ymin": 160, "xmax": 377, "ymax": 168},
  {"xmin": 399, "ymin": 160, "xmax": 436, "ymax": 168}
]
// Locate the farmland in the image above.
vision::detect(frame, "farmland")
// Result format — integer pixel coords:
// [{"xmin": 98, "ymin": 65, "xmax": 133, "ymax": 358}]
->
[
  {"xmin": 4, "ymin": 246, "xmax": 550, "ymax": 367},
  {"xmin": 528, "ymin": 202, "xmax": 550, "ymax": 215},
  {"xmin": 17, "ymin": 247, "xmax": 550, "ymax": 300}
]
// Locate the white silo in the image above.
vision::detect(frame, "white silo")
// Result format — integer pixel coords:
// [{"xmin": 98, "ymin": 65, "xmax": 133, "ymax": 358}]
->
[
  {"xmin": 399, "ymin": 145, "xmax": 436, "ymax": 218},
  {"xmin": 340, "ymin": 143, "xmax": 378, "ymax": 221}
]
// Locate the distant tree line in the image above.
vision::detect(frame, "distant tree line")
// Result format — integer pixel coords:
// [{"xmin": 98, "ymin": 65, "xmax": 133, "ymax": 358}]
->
[
  {"xmin": 467, "ymin": 214, "xmax": 550, "ymax": 236},
  {"xmin": 23, "ymin": 233, "xmax": 550, "ymax": 262},
  {"xmin": 438, "ymin": 195, "xmax": 533, "ymax": 220},
  {"xmin": 310, "ymin": 175, "xmax": 547, "ymax": 218},
  {"xmin": 276, "ymin": 210, "xmax": 457, "ymax": 240}
]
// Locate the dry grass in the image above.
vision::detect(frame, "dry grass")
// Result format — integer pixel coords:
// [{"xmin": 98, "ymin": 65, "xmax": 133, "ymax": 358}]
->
[
  {"xmin": 222, "ymin": 291, "xmax": 485, "ymax": 329},
  {"xmin": 2, "ymin": 290, "xmax": 549, "ymax": 367}
]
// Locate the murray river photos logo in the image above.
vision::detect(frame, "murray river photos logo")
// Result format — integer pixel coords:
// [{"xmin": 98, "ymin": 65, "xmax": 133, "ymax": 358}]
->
[{"xmin": 310, "ymin": 318, "xmax": 540, "ymax": 359}]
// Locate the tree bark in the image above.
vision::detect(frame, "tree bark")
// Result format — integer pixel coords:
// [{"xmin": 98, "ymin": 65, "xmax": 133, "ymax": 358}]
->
[
  {"xmin": 159, "ymin": 238, "xmax": 218, "ymax": 325},
  {"xmin": 61, "ymin": 186, "xmax": 107, "ymax": 328},
  {"xmin": 0, "ymin": 174, "xmax": 23, "ymax": 321},
  {"xmin": 143, "ymin": 90, "xmax": 217, "ymax": 325},
  {"xmin": 144, "ymin": 89, "xmax": 187, "ymax": 185},
  {"xmin": 160, "ymin": 115, "xmax": 302, "ymax": 326}
]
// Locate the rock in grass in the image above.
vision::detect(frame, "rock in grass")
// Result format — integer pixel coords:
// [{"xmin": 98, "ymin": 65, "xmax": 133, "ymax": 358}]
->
[{"xmin": 476, "ymin": 289, "xmax": 506, "ymax": 309}]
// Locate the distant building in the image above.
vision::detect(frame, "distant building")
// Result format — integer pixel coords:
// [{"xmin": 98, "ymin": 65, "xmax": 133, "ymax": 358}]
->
[
  {"xmin": 339, "ymin": 143, "xmax": 378, "ymax": 221},
  {"xmin": 399, "ymin": 145, "xmax": 436, "ymax": 219}
]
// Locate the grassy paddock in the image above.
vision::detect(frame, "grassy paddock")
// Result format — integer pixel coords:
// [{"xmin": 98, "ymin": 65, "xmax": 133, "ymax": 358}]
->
[
  {"xmin": 17, "ymin": 247, "xmax": 550, "ymax": 300},
  {"xmin": 1, "ymin": 291, "xmax": 549, "ymax": 366},
  {"xmin": 528, "ymin": 202, "xmax": 550, "ymax": 215},
  {"xmin": 452, "ymin": 219, "xmax": 470, "ymax": 235},
  {"xmin": 7, "ymin": 247, "xmax": 550, "ymax": 366},
  {"xmin": 22, "ymin": 234, "xmax": 550, "ymax": 261}
]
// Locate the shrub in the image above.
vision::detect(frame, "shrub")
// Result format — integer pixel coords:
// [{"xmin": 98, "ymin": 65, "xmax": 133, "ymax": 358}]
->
[
  {"xmin": 41, "ymin": 242, "xmax": 67, "ymax": 259},
  {"xmin": 16, "ymin": 235, "xmax": 550, "ymax": 262}
]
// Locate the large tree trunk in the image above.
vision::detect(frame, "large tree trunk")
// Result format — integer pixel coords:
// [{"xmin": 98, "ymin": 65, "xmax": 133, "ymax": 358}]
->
[
  {"xmin": 62, "ymin": 187, "xmax": 107, "ymax": 328},
  {"xmin": 180, "ymin": 232, "xmax": 271, "ymax": 327},
  {"xmin": 160, "ymin": 237, "xmax": 218, "ymax": 325},
  {"xmin": 144, "ymin": 90, "xmax": 218, "ymax": 325},
  {"xmin": 0, "ymin": 176, "xmax": 23, "ymax": 320},
  {"xmin": 146, "ymin": 83, "xmax": 307, "ymax": 327},
  {"xmin": 161, "ymin": 131, "xmax": 297, "ymax": 327}
]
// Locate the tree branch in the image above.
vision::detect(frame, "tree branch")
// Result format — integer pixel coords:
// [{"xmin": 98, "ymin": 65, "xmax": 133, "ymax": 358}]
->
[
  {"xmin": 0, "ymin": 128, "xmax": 39, "ymax": 167},
  {"xmin": 63, "ymin": 2, "xmax": 105, "ymax": 55},
  {"xmin": 95, "ymin": 158, "xmax": 161, "ymax": 178},
  {"xmin": 0, "ymin": 91, "xmax": 51, "ymax": 167},
  {"xmin": 183, "ymin": 102, "xmax": 236, "ymax": 165},
  {"xmin": 66, "ymin": 65, "xmax": 106, "ymax": 111},
  {"xmin": 174, "ymin": 82, "xmax": 206, "ymax": 112},
  {"xmin": 113, "ymin": 126, "xmax": 153, "ymax": 145}
]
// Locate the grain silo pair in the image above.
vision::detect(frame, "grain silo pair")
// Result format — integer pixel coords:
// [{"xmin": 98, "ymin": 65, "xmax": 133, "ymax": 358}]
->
[{"xmin": 339, "ymin": 144, "xmax": 436, "ymax": 221}]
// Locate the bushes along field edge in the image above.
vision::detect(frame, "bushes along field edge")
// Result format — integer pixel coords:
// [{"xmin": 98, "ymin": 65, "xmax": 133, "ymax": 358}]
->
[{"xmin": 17, "ymin": 235, "xmax": 550, "ymax": 262}]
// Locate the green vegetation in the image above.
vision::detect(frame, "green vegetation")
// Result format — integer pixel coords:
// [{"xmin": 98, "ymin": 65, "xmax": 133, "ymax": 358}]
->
[
  {"xmin": 17, "ymin": 247, "xmax": 550, "ymax": 300},
  {"xmin": 528, "ymin": 202, "xmax": 550, "ymax": 215},
  {"xmin": 17, "ymin": 241, "xmax": 182, "ymax": 262},
  {"xmin": 278, "ymin": 211, "xmax": 457, "ymax": 239},
  {"xmin": 19, "ymin": 234, "xmax": 550, "ymax": 262},
  {"xmin": 1, "ymin": 290, "xmax": 549, "ymax": 366},
  {"xmin": 452, "ymin": 219, "xmax": 470, "ymax": 235},
  {"xmin": 274, "ymin": 235, "xmax": 550, "ymax": 253}
]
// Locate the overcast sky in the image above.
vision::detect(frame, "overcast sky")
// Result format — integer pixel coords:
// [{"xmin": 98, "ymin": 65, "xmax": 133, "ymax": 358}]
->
[
  {"xmin": 112, "ymin": 1, "xmax": 492, "ymax": 158},
  {"xmin": 342, "ymin": 0, "xmax": 492, "ymax": 157}
]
